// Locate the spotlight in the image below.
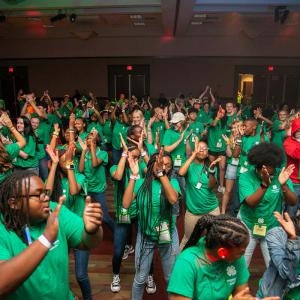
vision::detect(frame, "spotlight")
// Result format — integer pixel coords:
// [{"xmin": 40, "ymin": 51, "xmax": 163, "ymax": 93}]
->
[
  {"xmin": 69, "ymin": 13, "xmax": 77, "ymax": 23},
  {"xmin": 50, "ymin": 11, "xmax": 66, "ymax": 23},
  {"xmin": 274, "ymin": 6, "xmax": 290, "ymax": 24},
  {"xmin": 0, "ymin": 15, "xmax": 6, "ymax": 23}
]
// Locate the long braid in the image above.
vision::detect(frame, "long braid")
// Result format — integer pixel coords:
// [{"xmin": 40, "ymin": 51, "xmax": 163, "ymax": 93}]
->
[
  {"xmin": 184, "ymin": 214, "xmax": 249, "ymax": 251},
  {"xmin": 0, "ymin": 170, "xmax": 36, "ymax": 242},
  {"xmin": 0, "ymin": 140, "xmax": 13, "ymax": 173}
]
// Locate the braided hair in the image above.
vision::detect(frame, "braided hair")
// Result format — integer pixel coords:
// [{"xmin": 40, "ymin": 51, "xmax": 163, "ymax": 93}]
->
[
  {"xmin": 184, "ymin": 214, "xmax": 249, "ymax": 251},
  {"xmin": 136, "ymin": 153, "xmax": 174, "ymax": 269},
  {"xmin": 0, "ymin": 170, "xmax": 37, "ymax": 242}
]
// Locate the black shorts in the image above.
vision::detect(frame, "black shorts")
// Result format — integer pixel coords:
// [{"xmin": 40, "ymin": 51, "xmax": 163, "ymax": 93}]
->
[{"xmin": 208, "ymin": 150, "xmax": 226, "ymax": 157}]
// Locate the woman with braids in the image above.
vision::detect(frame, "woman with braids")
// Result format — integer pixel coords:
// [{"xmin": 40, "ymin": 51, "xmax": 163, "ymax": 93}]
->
[
  {"xmin": 167, "ymin": 214, "xmax": 279, "ymax": 300},
  {"xmin": 0, "ymin": 113, "xmax": 26, "ymax": 184},
  {"xmin": 13, "ymin": 116, "xmax": 39, "ymax": 175},
  {"xmin": 178, "ymin": 139, "xmax": 221, "ymax": 250},
  {"xmin": 0, "ymin": 170, "xmax": 103, "ymax": 299},
  {"xmin": 239, "ymin": 142, "xmax": 297, "ymax": 268},
  {"xmin": 123, "ymin": 150, "xmax": 181, "ymax": 300},
  {"xmin": 45, "ymin": 143, "xmax": 93, "ymax": 300}
]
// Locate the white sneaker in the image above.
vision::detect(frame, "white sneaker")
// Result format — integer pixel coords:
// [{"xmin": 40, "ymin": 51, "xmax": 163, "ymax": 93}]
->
[
  {"xmin": 111, "ymin": 274, "xmax": 121, "ymax": 293},
  {"xmin": 218, "ymin": 186, "xmax": 225, "ymax": 194},
  {"xmin": 122, "ymin": 245, "xmax": 134, "ymax": 260},
  {"xmin": 145, "ymin": 274, "xmax": 157, "ymax": 294}
]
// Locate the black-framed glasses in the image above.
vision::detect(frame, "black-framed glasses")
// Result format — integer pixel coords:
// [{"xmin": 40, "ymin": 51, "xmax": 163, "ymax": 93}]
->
[{"xmin": 22, "ymin": 189, "xmax": 51, "ymax": 202}]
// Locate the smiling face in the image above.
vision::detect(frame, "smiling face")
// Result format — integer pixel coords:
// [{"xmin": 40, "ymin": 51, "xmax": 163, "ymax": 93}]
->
[
  {"xmin": 132, "ymin": 111, "xmax": 143, "ymax": 125},
  {"xmin": 16, "ymin": 118, "xmax": 24, "ymax": 133},
  {"xmin": 196, "ymin": 141, "xmax": 209, "ymax": 161},
  {"xmin": 9, "ymin": 176, "xmax": 51, "ymax": 224},
  {"xmin": 75, "ymin": 118, "xmax": 85, "ymax": 133},
  {"xmin": 31, "ymin": 117, "xmax": 40, "ymax": 131}
]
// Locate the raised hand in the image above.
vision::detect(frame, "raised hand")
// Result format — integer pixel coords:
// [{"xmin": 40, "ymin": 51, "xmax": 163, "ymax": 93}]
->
[
  {"xmin": 43, "ymin": 195, "xmax": 65, "ymax": 243},
  {"xmin": 155, "ymin": 129, "xmax": 161, "ymax": 150},
  {"xmin": 65, "ymin": 141, "xmax": 76, "ymax": 162},
  {"xmin": 78, "ymin": 137, "xmax": 87, "ymax": 151},
  {"xmin": 120, "ymin": 133, "xmax": 128, "ymax": 153},
  {"xmin": 46, "ymin": 145, "xmax": 59, "ymax": 164},
  {"xmin": 278, "ymin": 165, "xmax": 295, "ymax": 186},
  {"xmin": 1, "ymin": 113, "xmax": 13, "ymax": 128},
  {"xmin": 155, "ymin": 149, "xmax": 164, "ymax": 172},
  {"xmin": 69, "ymin": 113, "xmax": 75, "ymax": 128},
  {"xmin": 128, "ymin": 152, "xmax": 139, "ymax": 175},
  {"xmin": 83, "ymin": 196, "xmax": 103, "ymax": 234},
  {"xmin": 222, "ymin": 134, "xmax": 230, "ymax": 145},
  {"xmin": 209, "ymin": 157, "xmax": 221, "ymax": 169},
  {"xmin": 261, "ymin": 165, "xmax": 271, "ymax": 186},
  {"xmin": 274, "ymin": 211, "xmax": 297, "ymax": 240},
  {"xmin": 53, "ymin": 123, "xmax": 60, "ymax": 133}
]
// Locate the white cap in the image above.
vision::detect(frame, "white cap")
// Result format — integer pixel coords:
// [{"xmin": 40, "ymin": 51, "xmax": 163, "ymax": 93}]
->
[{"xmin": 170, "ymin": 112, "xmax": 186, "ymax": 124}]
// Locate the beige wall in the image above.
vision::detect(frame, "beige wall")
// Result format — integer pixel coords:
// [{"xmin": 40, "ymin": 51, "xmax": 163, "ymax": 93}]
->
[{"xmin": 1, "ymin": 56, "xmax": 300, "ymax": 98}]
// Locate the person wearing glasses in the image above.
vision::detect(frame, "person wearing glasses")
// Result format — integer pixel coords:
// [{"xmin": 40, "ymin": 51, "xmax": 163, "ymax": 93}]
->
[
  {"xmin": 0, "ymin": 170, "xmax": 103, "ymax": 299},
  {"xmin": 178, "ymin": 140, "xmax": 220, "ymax": 250}
]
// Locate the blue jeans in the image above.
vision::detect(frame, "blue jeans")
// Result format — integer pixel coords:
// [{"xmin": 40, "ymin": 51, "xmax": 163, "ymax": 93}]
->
[
  {"xmin": 285, "ymin": 185, "xmax": 300, "ymax": 218},
  {"xmin": 112, "ymin": 223, "xmax": 131, "ymax": 274},
  {"xmin": 131, "ymin": 227, "xmax": 179, "ymax": 300},
  {"xmin": 74, "ymin": 249, "xmax": 92, "ymax": 300},
  {"xmin": 88, "ymin": 191, "xmax": 115, "ymax": 234},
  {"xmin": 39, "ymin": 157, "xmax": 49, "ymax": 181},
  {"xmin": 112, "ymin": 148, "xmax": 122, "ymax": 165}
]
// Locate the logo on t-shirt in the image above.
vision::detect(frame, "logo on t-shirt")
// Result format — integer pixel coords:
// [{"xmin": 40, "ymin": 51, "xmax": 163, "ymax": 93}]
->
[
  {"xmin": 271, "ymin": 184, "xmax": 280, "ymax": 193},
  {"xmin": 226, "ymin": 266, "xmax": 236, "ymax": 276},
  {"xmin": 50, "ymin": 240, "xmax": 60, "ymax": 251}
]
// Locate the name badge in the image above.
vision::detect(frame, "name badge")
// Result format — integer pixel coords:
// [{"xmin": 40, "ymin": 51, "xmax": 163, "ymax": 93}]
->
[
  {"xmin": 196, "ymin": 182, "xmax": 202, "ymax": 189},
  {"xmin": 216, "ymin": 141, "xmax": 222, "ymax": 148},
  {"xmin": 253, "ymin": 223, "xmax": 267, "ymax": 237},
  {"xmin": 174, "ymin": 158, "xmax": 182, "ymax": 167},
  {"xmin": 231, "ymin": 158, "xmax": 239, "ymax": 166}
]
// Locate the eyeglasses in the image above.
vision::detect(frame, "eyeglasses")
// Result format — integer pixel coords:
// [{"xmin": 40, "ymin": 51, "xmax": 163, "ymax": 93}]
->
[{"xmin": 22, "ymin": 190, "xmax": 50, "ymax": 202}]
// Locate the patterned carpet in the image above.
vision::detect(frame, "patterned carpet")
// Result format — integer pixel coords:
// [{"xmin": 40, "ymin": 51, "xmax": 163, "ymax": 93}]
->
[{"xmin": 69, "ymin": 180, "xmax": 265, "ymax": 300}]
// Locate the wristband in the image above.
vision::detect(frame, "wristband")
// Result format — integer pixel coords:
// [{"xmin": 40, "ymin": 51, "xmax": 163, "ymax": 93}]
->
[
  {"xmin": 156, "ymin": 171, "xmax": 166, "ymax": 177},
  {"xmin": 69, "ymin": 129, "xmax": 75, "ymax": 133},
  {"xmin": 141, "ymin": 151, "xmax": 147, "ymax": 157},
  {"xmin": 236, "ymin": 139, "xmax": 242, "ymax": 144},
  {"xmin": 130, "ymin": 174, "xmax": 139, "ymax": 180},
  {"xmin": 38, "ymin": 234, "xmax": 53, "ymax": 249},
  {"xmin": 122, "ymin": 152, "xmax": 128, "ymax": 157},
  {"xmin": 66, "ymin": 161, "xmax": 75, "ymax": 170},
  {"xmin": 209, "ymin": 167, "xmax": 216, "ymax": 174},
  {"xmin": 52, "ymin": 132, "xmax": 59, "ymax": 137}
]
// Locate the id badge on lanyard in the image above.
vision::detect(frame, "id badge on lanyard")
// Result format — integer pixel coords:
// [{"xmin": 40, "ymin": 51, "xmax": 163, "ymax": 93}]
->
[{"xmin": 252, "ymin": 218, "xmax": 267, "ymax": 237}]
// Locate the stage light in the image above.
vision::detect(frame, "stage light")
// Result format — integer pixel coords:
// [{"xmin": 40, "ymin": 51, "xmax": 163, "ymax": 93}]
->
[{"xmin": 126, "ymin": 65, "xmax": 133, "ymax": 71}]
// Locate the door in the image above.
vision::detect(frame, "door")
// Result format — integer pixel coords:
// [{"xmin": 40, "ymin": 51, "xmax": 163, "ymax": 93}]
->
[
  {"xmin": 0, "ymin": 66, "xmax": 29, "ymax": 118},
  {"xmin": 108, "ymin": 65, "xmax": 150, "ymax": 100}
]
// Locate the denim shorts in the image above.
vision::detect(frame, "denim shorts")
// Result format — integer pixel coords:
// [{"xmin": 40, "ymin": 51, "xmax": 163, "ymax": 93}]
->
[{"xmin": 225, "ymin": 164, "xmax": 238, "ymax": 180}]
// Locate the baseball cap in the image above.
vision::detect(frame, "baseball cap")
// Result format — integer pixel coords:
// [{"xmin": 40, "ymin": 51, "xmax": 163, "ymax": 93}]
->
[{"xmin": 170, "ymin": 112, "xmax": 185, "ymax": 124}]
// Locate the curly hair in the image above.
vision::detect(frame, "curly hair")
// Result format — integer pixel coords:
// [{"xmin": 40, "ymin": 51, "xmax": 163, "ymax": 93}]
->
[{"xmin": 248, "ymin": 142, "xmax": 283, "ymax": 169}]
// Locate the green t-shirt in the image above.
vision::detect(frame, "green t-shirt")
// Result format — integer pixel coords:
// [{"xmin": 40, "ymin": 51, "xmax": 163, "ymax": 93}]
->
[
  {"xmin": 238, "ymin": 134, "xmax": 269, "ymax": 175},
  {"xmin": 110, "ymin": 165, "xmax": 137, "ymax": 221},
  {"xmin": 60, "ymin": 102, "xmax": 73, "ymax": 119},
  {"xmin": 112, "ymin": 121, "xmax": 128, "ymax": 150},
  {"xmin": 38, "ymin": 114, "xmax": 55, "ymax": 145},
  {"xmin": 13, "ymin": 135, "xmax": 38, "ymax": 168},
  {"xmin": 133, "ymin": 177, "xmax": 181, "ymax": 240},
  {"xmin": 76, "ymin": 131, "xmax": 88, "ymax": 153},
  {"xmin": 144, "ymin": 110, "xmax": 152, "ymax": 121},
  {"xmin": 102, "ymin": 120, "xmax": 113, "ymax": 144},
  {"xmin": 62, "ymin": 173, "xmax": 86, "ymax": 216},
  {"xmin": 185, "ymin": 162, "xmax": 219, "ymax": 214},
  {"xmin": 151, "ymin": 121, "xmax": 166, "ymax": 145},
  {"xmin": 83, "ymin": 147, "xmax": 108, "ymax": 193},
  {"xmin": 188, "ymin": 121, "xmax": 205, "ymax": 151},
  {"xmin": 35, "ymin": 126, "xmax": 47, "ymax": 160},
  {"xmin": 225, "ymin": 113, "xmax": 238, "ymax": 135},
  {"xmin": 197, "ymin": 108, "xmax": 211, "ymax": 126},
  {"xmin": 0, "ymin": 202, "xmax": 84, "ymax": 300},
  {"xmin": 271, "ymin": 120, "xmax": 286, "ymax": 150},
  {"xmin": 167, "ymin": 237, "xmax": 250, "ymax": 300},
  {"xmin": 0, "ymin": 143, "xmax": 20, "ymax": 184},
  {"xmin": 87, "ymin": 122, "xmax": 105, "ymax": 143},
  {"xmin": 207, "ymin": 119, "xmax": 226, "ymax": 153},
  {"xmin": 163, "ymin": 128, "xmax": 189, "ymax": 167},
  {"xmin": 239, "ymin": 169, "xmax": 294, "ymax": 232}
]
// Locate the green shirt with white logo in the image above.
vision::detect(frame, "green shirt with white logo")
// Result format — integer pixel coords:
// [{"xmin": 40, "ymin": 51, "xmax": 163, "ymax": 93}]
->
[
  {"xmin": 185, "ymin": 162, "xmax": 219, "ymax": 214},
  {"xmin": 112, "ymin": 121, "xmax": 128, "ymax": 150},
  {"xmin": 239, "ymin": 169, "xmax": 294, "ymax": 232},
  {"xmin": 0, "ymin": 202, "xmax": 84, "ymax": 300},
  {"xmin": 167, "ymin": 237, "xmax": 249, "ymax": 300}
]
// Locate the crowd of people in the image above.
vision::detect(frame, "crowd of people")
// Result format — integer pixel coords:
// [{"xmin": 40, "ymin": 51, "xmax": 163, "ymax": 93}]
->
[{"xmin": 0, "ymin": 86, "xmax": 299, "ymax": 300}]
